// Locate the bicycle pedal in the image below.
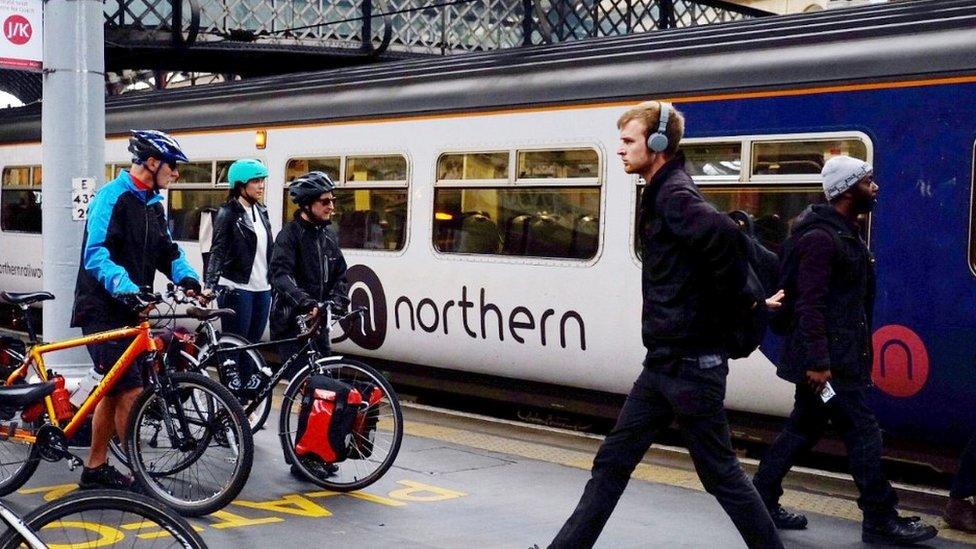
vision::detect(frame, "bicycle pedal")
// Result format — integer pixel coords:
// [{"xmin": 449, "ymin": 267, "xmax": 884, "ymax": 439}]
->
[{"xmin": 66, "ymin": 455, "xmax": 83, "ymax": 471}]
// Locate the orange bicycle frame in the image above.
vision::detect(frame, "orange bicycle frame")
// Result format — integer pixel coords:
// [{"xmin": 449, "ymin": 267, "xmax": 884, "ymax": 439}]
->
[{"xmin": 3, "ymin": 321, "xmax": 158, "ymax": 440}]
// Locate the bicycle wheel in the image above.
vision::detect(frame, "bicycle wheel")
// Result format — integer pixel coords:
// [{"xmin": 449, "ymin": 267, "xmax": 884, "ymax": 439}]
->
[
  {"xmin": 0, "ymin": 489, "xmax": 206, "ymax": 549},
  {"xmin": 279, "ymin": 358, "xmax": 402, "ymax": 492},
  {"xmin": 0, "ymin": 418, "xmax": 39, "ymax": 496},
  {"xmin": 126, "ymin": 372, "xmax": 253, "ymax": 517},
  {"xmin": 198, "ymin": 335, "xmax": 273, "ymax": 433}
]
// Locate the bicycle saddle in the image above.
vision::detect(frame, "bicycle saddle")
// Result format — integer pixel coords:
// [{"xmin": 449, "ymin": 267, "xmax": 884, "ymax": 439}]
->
[
  {"xmin": 186, "ymin": 307, "xmax": 236, "ymax": 320},
  {"xmin": 0, "ymin": 381, "xmax": 56, "ymax": 408},
  {"xmin": 0, "ymin": 292, "xmax": 55, "ymax": 306}
]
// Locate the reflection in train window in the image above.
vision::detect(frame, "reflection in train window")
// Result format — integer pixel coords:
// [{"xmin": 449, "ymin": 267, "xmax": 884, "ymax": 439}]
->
[
  {"xmin": 166, "ymin": 160, "xmax": 234, "ymax": 242},
  {"xmin": 517, "ymin": 149, "xmax": 598, "ymax": 179},
  {"xmin": 434, "ymin": 188, "xmax": 600, "ymax": 259},
  {"xmin": 1, "ymin": 165, "xmax": 42, "ymax": 233},
  {"xmin": 752, "ymin": 139, "xmax": 867, "ymax": 177},
  {"xmin": 437, "ymin": 152, "xmax": 508, "ymax": 180},
  {"xmin": 684, "ymin": 143, "xmax": 741, "ymax": 178},
  {"xmin": 345, "ymin": 155, "xmax": 407, "ymax": 182},
  {"xmin": 284, "ymin": 155, "xmax": 409, "ymax": 251}
]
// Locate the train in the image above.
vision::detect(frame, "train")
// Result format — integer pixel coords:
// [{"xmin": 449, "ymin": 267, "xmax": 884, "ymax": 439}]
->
[{"xmin": 0, "ymin": 0, "xmax": 974, "ymax": 451}]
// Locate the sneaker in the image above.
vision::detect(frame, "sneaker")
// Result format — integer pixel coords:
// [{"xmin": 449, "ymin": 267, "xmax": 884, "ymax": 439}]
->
[
  {"xmin": 862, "ymin": 516, "xmax": 937, "ymax": 545},
  {"xmin": 79, "ymin": 463, "xmax": 132, "ymax": 490},
  {"xmin": 768, "ymin": 505, "xmax": 808, "ymax": 530},
  {"xmin": 290, "ymin": 460, "xmax": 338, "ymax": 481}
]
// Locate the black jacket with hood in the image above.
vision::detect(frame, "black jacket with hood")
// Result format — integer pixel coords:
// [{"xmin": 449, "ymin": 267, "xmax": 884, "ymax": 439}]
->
[
  {"xmin": 638, "ymin": 152, "xmax": 759, "ymax": 359},
  {"xmin": 775, "ymin": 204, "xmax": 875, "ymax": 388},
  {"xmin": 269, "ymin": 215, "xmax": 348, "ymax": 339}
]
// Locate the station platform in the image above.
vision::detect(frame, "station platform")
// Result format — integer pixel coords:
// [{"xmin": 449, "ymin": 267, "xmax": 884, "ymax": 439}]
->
[{"xmin": 5, "ymin": 404, "xmax": 975, "ymax": 548}]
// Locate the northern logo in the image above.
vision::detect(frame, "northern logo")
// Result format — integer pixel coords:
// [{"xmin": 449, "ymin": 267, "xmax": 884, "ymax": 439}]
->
[{"xmin": 333, "ymin": 264, "xmax": 388, "ymax": 350}]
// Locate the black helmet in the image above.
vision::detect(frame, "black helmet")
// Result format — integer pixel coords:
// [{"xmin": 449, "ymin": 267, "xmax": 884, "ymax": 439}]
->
[
  {"xmin": 128, "ymin": 130, "xmax": 189, "ymax": 165},
  {"xmin": 288, "ymin": 171, "xmax": 336, "ymax": 206}
]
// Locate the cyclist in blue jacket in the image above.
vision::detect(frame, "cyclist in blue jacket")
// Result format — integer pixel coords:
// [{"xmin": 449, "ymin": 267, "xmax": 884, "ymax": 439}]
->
[{"xmin": 71, "ymin": 130, "xmax": 206, "ymax": 490}]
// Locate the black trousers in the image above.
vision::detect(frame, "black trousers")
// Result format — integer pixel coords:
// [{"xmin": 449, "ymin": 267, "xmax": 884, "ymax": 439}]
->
[
  {"xmin": 951, "ymin": 431, "xmax": 976, "ymax": 499},
  {"xmin": 549, "ymin": 356, "xmax": 782, "ymax": 549},
  {"xmin": 752, "ymin": 384, "xmax": 898, "ymax": 522}
]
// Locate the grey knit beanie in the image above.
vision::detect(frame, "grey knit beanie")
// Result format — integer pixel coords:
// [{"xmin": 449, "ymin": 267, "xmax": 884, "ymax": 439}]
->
[{"xmin": 822, "ymin": 156, "xmax": 872, "ymax": 200}]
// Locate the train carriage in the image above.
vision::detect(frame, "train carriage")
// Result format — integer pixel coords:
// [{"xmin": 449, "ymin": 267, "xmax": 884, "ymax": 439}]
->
[{"xmin": 0, "ymin": 0, "xmax": 974, "ymax": 451}]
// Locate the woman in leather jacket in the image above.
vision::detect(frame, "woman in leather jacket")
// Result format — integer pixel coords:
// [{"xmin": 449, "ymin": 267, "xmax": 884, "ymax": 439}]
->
[{"xmin": 205, "ymin": 159, "xmax": 274, "ymax": 346}]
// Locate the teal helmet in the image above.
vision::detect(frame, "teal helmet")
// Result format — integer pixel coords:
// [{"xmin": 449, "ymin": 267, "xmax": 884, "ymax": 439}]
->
[{"xmin": 228, "ymin": 159, "xmax": 268, "ymax": 187}]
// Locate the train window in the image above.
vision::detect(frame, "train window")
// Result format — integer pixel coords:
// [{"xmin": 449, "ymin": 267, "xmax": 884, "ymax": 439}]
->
[
  {"xmin": 1, "ymin": 165, "xmax": 42, "ymax": 234},
  {"xmin": 751, "ymin": 139, "xmax": 867, "ymax": 177},
  {"xmin": 284, "ymin": 155, "xmax": 408, "ymax": 251},
  {"xmin": 177, "ymin": 162, "xmax": 214, "ymax": 184},
  {"xmin": 433, "ymin": 188, "xmax": 600, "ymax": 259},
  {"xmin": 437, "ymin": 152, "xmax": 508, "ymax": 180},
  {"xmin": 634, "ymin": 134, "xmax": 872, "ymax": 259},
  {"xmin": 332, "ymin": 189, "xmax": 408, "ymax": 251},
  {"xmin": 285, "ymin": 158, "xmax": 341, "ymax": 183},
  {"xmin": 345, "ymin": 155, "xmax": 407, "ymax": 183},
  {"xmin": 167, "ymin": 160, "xmax": 233, "ymax": 242},
  {"xmin": 517, "ymin": 149, "xmax": 598, "ymax": 180},
  {"xmin": 684, "ymin": 143, "xmax": 741, "ymax": 178},
  {"xmin": 434, "ymin": 148, "xmax": 601, "ymax": 259}
]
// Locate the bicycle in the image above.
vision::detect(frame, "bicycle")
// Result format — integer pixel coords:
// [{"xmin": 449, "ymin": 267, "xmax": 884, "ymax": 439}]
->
[
  {"xmin": 165, "ymin": 288, "xmax": 403, "ymax": 491},
  {"xmin": 152, "ymin": 285, "xmax": 272, "ymax": 433},
  {"xmin": 0, "ymin": 489, "xmax": 208, "ymax": 549},
  {"xmin": 0, "ymin": 290, "xmax": 253, "ymax": 517}
]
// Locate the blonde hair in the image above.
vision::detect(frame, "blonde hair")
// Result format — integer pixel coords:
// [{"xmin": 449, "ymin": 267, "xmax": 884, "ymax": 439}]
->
[{"xmin": 617, "ymin": 101, "xmax": 685, "ymax": 156}]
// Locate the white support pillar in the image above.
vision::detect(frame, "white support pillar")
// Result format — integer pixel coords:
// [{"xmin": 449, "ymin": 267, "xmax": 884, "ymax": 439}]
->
[{"xmin": 40, "ymin": 0, "xmax": 105, "ymax": 371}]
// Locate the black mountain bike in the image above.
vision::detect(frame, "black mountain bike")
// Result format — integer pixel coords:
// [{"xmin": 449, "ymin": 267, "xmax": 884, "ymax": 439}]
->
[{"xmin": 167, "ymin": 287, "xmax": 403, "ymax": 491}]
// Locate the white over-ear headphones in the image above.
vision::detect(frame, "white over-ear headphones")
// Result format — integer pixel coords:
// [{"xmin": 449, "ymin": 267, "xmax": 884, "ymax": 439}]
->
[{"xmin": 647, "ymin": 101, "xmax": 671, "ymax": 153}]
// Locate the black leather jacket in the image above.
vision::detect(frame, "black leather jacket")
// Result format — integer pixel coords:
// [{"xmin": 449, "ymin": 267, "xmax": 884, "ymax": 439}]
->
[
  {"xmin": 205, "ymin": 199, "xmax": 273, "ymax": 289},
  {"xmin": 269, "ymin": 216, "xmax": 348, "ymax": 338},
  {"xmin": 638, "ymin": 152, "xmax": 757, "ymax": 358},
  {"xmin": 777, "ymin": 204, "xmax": 875, "ymax": 389}
]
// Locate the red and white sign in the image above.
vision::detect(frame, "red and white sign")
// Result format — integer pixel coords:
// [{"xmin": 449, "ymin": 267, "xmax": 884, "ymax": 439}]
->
[{"xmin": 0, "ymin": 0, "xmax": 41, "ymax": 72}]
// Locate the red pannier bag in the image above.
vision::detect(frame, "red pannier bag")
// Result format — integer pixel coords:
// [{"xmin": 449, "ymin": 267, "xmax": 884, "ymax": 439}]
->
[
  {"xmin": 348, "ymin": 381, "xmax": 384, "ymax": 459},
  {"xmin": 294, "ymin": 375, "xmax": 362, "ymax": 463}
]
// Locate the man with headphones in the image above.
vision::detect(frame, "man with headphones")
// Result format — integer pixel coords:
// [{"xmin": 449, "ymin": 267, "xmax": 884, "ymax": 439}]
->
[{"xmin": 546, "ymin": 102, "xmax": 783, "ymax": 548}]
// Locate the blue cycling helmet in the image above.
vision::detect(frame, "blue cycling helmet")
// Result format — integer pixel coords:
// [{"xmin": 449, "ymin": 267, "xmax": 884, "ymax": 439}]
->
[
  {"xmin": 128, "ymin": 130, "xmax": 189, "ymax": 165},
  {"xmin": 228, "ymin": 159, "xmax": 269, "ymax": 187}
]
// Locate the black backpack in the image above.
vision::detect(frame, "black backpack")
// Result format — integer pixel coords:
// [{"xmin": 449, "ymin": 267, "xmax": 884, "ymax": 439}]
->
[{"xmin": 726, "ymin": 211, "xmax": 780, "ymax": 359}]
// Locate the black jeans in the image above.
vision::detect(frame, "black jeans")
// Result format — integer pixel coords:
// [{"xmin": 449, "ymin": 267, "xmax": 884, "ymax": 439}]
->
[
  {"xmin": 549, "ymin": 356, "xmax": 782, "ymax": 549},
  {"xmin": 951, "ymin": 431, "xmax": 976, "ymax": 499},
  {"xmin": 752, "ymin": 384, "xmax": 898, "ymax": 522}
]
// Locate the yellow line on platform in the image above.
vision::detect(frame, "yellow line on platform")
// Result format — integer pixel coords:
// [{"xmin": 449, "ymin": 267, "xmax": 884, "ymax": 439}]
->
[{"xmin": 403, "ymin": 420, "xmax": 976, "ymax": 545}]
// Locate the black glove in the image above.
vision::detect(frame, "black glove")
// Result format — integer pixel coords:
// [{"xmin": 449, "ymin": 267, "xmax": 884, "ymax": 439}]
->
[
  {"xmin": 116, "ymin": 292, "xmax": 150, "ymax": 312},
  {"xmin": 179, "ymin": 277, "xmax": 202, "ymax": 295},
  {"xmin": 298, "ymin": 298, "xmax": 318, "ymax": 314},
  {"xmin": 329, "ymin": 294, "xmax": 350, "ymax": 315}
]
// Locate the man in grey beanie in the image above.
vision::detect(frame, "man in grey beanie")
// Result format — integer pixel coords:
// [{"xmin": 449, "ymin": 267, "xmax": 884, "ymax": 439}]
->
[{"xmin": 751, "ymin": 155, "xmax": 938, "ymax": 544}]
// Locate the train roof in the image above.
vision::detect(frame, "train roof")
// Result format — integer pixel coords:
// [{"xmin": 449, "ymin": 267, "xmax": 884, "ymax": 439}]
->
[{"xmin": 1, "ymin": 0, "xmax": 974, "ymax": 142}]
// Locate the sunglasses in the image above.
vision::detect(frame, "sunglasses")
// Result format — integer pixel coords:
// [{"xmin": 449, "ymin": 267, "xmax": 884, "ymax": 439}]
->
[{"xmin": 316, "ymin": 197, "xmax": 338, "ymax": 206}]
